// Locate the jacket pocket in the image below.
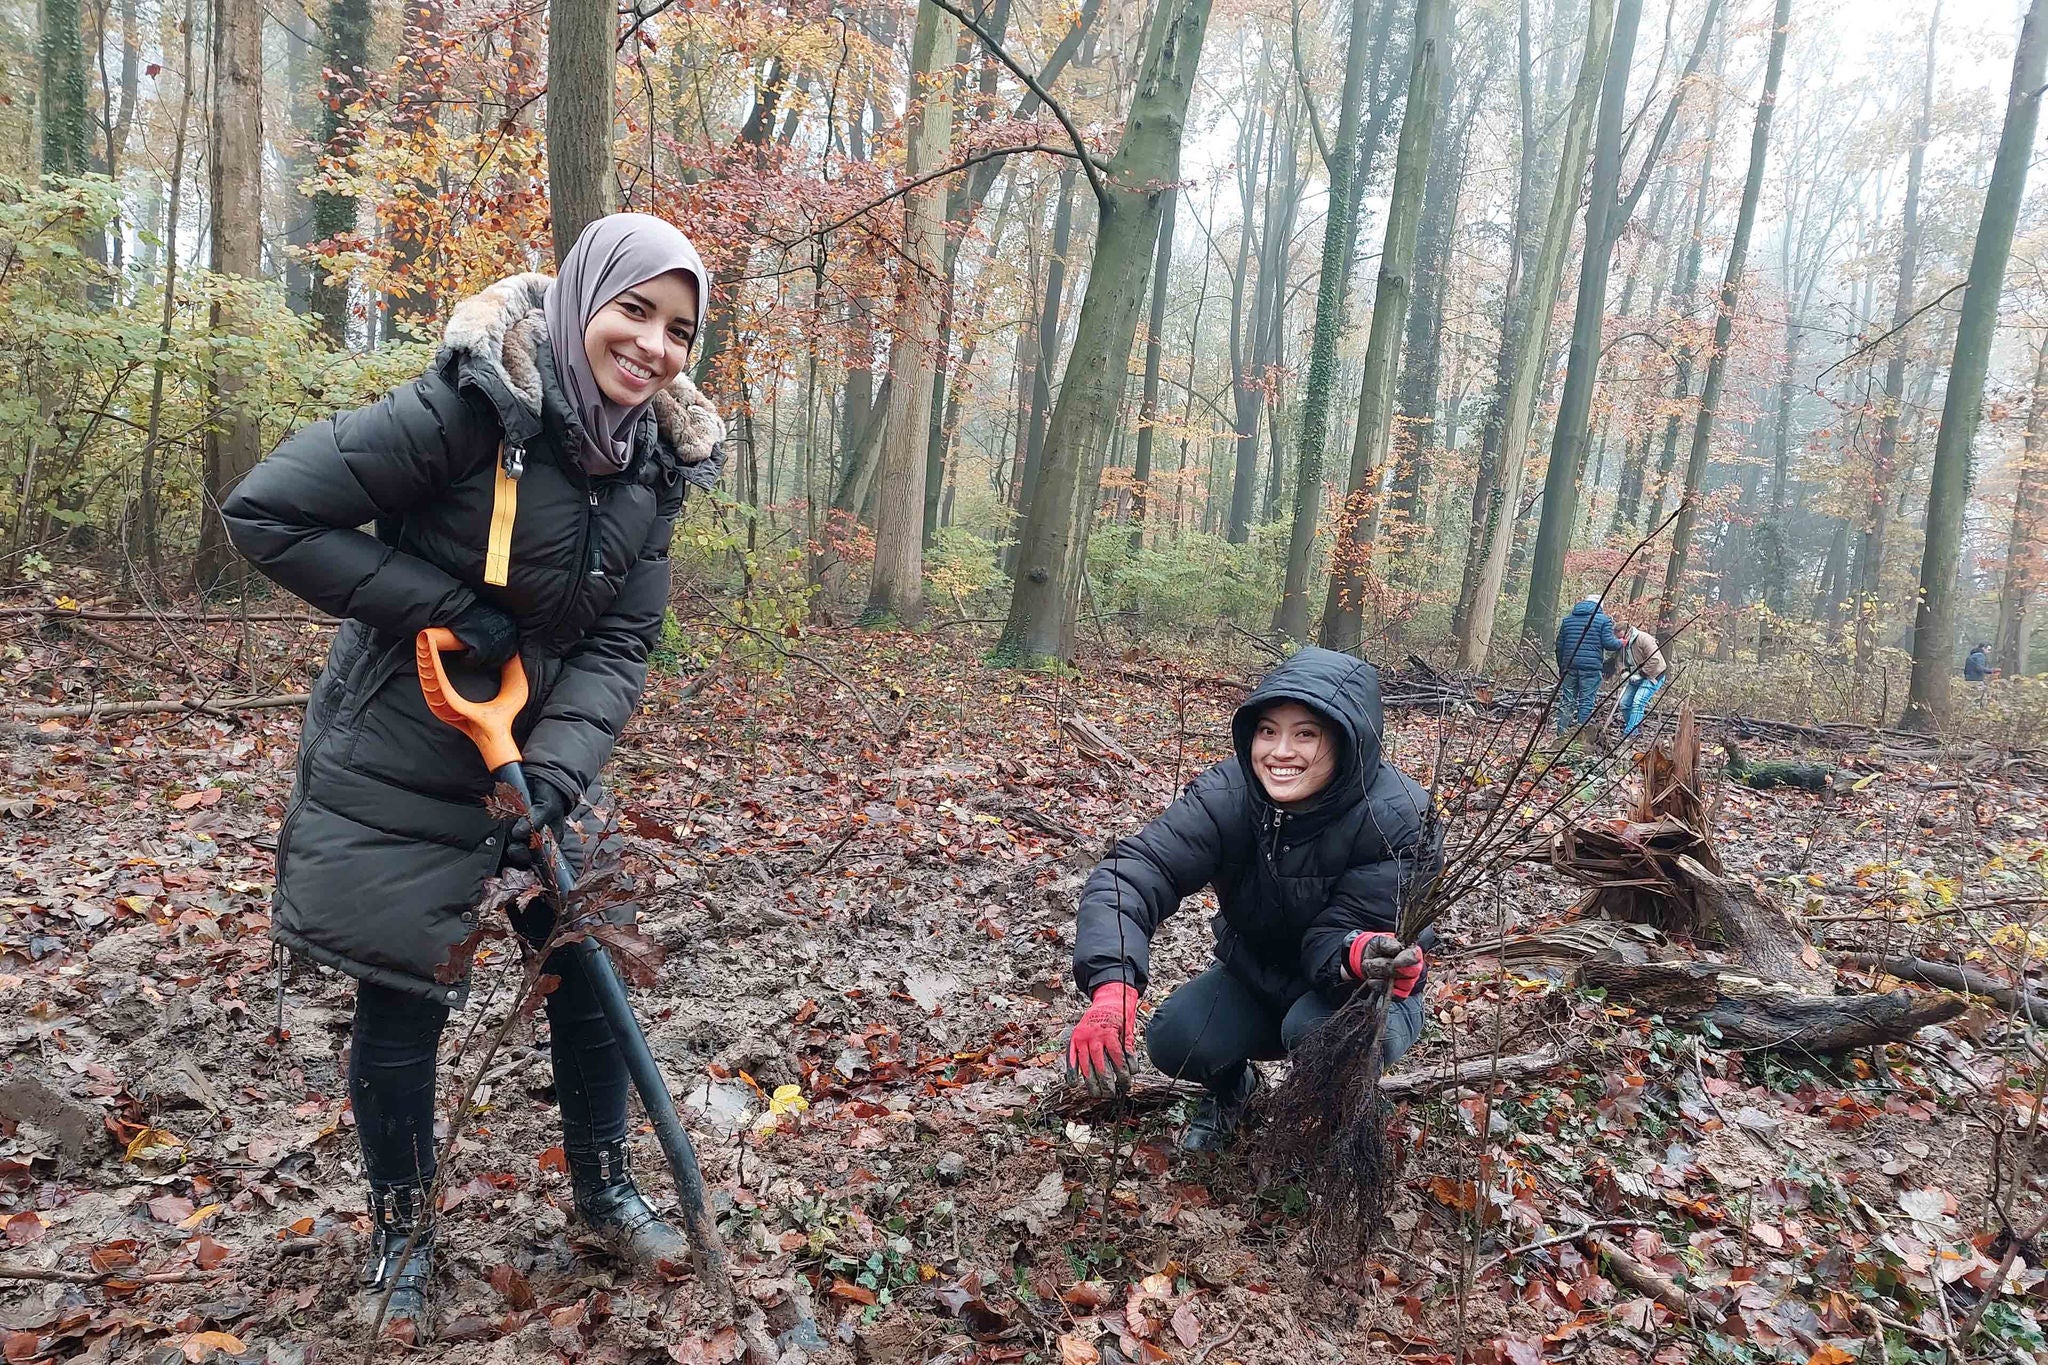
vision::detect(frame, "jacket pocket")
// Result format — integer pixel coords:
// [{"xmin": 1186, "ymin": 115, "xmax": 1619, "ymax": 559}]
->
[{"xmin": 342, "ymin": 653, "xmax": 496, "ymax": 801}]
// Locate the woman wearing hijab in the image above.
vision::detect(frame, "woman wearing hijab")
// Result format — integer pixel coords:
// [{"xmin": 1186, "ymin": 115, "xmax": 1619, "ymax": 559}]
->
[{"xmin": 223, "ymin": 214, "xmax": 723, "ymax": 1337}]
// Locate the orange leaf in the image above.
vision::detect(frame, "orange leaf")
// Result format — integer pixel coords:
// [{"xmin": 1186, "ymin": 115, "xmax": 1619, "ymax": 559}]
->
[
  {"xmin": 1058, "ymin": 1335, "xmax": 1102, "ymax": 1365},
  {"xmin": 536, "ymin": 1145, "xmax": 568, "ymax": 1173},
  {"xmin": 1807, "ymin": 1347, "xmax": 1857, "ymax": 1365},
  {"xmin": 828, "ymin": 1279, "xmax": 878, "ymax": 1305},
  {"xmin": 180, "ymin": 1331, "xmax": 247, "ymax": 1361},
  {"xmin": 187, "ymin": 1235, "xmax": 230, "ymax": 1270}
]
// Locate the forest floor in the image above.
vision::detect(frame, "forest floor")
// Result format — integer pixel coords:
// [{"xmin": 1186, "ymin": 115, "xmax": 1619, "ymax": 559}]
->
[{"xmin": 2, "ymin": 605, "xmax": 2046, "ymax": 1365}]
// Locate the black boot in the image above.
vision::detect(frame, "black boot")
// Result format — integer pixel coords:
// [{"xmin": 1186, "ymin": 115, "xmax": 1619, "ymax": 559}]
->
[
  {"xmin": 1180, "ymin": 1066, "xmax": 1262, "ymax": 1153},
  {"xmin": 568, "ymin": 1140, "xmax": 690, "ymax": 1272},
  {"xmin": 360, "ymin": 1182, "xmax": 434, "ymax": 1340}
]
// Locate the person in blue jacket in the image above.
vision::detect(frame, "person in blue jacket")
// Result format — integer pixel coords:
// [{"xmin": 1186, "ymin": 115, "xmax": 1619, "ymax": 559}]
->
[{"xmin": 1554, "ymin": 595, "xmax": 1627, "ymax": 734}]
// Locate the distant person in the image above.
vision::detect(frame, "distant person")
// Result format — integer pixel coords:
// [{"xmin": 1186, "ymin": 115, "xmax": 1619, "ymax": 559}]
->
[
  {"xmin": 1964, "ymin": 642, "xmax": 1994, "ymax": 682},
  {"xmin": 1617, "ymin": 626, "xmax": 1667, "ymax": 737},
  {"xmin": 1554, "ymin": 594, "xmax": 1627, "ymax": 734}
]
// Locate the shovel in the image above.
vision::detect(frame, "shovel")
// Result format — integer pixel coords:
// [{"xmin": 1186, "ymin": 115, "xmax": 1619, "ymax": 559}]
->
[{"xmin": 415, "ymin": 626, "xmax": 731, "ymax": 1309}]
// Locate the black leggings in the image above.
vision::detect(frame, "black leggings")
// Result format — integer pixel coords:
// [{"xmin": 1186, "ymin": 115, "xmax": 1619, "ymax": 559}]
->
[
  {"xmin": 348, "ymin": 908, "xmax": 629, "ymax": 1187},
  {"xmin": 1144, "ymin": 964, "xmax": 1425, "ymax": 1096}
]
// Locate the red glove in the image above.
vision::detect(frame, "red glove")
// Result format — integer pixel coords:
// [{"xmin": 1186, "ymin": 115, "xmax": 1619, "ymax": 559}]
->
[
  {"xmin": 1066, "ymin": 982, "xmax": 1141, "ymax": 1096},
  {"xmin": 1347, "ymin": 932, "xmax": 1424, "ymax": 999}
]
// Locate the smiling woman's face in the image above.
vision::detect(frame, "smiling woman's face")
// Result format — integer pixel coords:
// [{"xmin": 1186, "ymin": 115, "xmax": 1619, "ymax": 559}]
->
[
  {"xmin": 1249, "ymin": 701, "xmax": 1337, "ymax": 806},
  {"xmin": 583, "ymin": 270, "xmax": 701, "ymax": 406}
]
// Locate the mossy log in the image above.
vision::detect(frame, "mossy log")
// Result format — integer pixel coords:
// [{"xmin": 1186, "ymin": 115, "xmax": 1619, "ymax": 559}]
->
[{"xmin": 1578, "ymin": 959, "xmax": 1966, "ymax": 1052}]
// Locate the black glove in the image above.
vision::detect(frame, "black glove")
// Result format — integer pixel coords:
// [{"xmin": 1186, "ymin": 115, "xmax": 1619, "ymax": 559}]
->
[
  {"xmin": 448, "ymin": 601, "xmax": 520, "ymax": 669},
  {"xmin": 503, "ymin": 779, "xmax": 574, "ymax": 870}
]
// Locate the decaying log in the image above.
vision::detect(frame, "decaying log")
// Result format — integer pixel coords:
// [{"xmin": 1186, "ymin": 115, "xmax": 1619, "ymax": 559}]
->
[
  {"xmin": 1840, "ymin": 953, "xmax": 2048, "ymax": 1023},
  {"xmin": 1459, "ymin": 920, "xmax": 1671, "ymax": 973},
  {"xmin": 1579, "ymin": 960, "xmax": 1967, "ymax": 1052}
]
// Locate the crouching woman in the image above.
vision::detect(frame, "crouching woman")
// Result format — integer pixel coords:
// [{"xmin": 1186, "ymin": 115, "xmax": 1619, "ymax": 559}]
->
[
  {"xmin": 1064, "ymin": 648, "xmax": 1442, "ymax": 1151},
  {"xmin": 222, "ymin": 214, "xmax": 723, "ymax": 1337}
]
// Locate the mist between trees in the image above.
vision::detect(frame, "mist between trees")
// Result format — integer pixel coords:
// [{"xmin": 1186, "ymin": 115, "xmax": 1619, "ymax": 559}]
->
[{"xmin": 8, "ymin": 0, "xmax": 2047, "ymax": 734}]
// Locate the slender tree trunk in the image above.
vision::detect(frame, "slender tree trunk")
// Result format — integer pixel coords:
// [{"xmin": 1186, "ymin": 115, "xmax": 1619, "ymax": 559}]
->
[
  {"xmin": 1319, "ymin": 0, "xmax": 1451, "ymax": 652},
  {"xmin": 1856, "ymin": 3, "xmax": 1938, "ymax": 673},
  {"xmin": 1224, "ymin": 98, "xmax": 1268, "ymax": 546},
  {"xmin": 1455, "ymin": 0, "xmax": 1615, "ymax": 669},
  {"xmin": 1997, "ymin": 339, "xmax": 2048, "ymax": 674},
  {"xmin": 864, "ymin": 0, "xmax": 958, "ymax": 626},
  {"xmin": 40, "ymin": 0, "xmax": 91, "ymax": 177},
  {"xmin": 1453, "ymin": 0, "xmax": 1542, "ymax": 639},
  {"xmin": 192, "ymin": 0, "xmax": 265, "ymax": 593},
  {"xmin": 1904, "ymin": 0, "xmax": 2048, "ymax": 718},
  {"xmin": 1655, "ymin": 0, "xmax": 1792, "ymax": 647},
  {"xmin": 308, "ymin": 0, "xmax": 371, "ymax": 342},
  {"xmin": 1387, "ymin": 50, "xmax": 1474, "ymax": 585},
  {"xmin": 1013, "ymin": 164, "xmax": 1079, "ymax": 554},
  {"xmin": 133, "ymin": 0, "xmax": 198, "ymax": 592},
  {"xmin": 547, "ymin": 0, "xmax": 616, "ymax": 260},
  {"xmin": 864, "ymin": 0, "xmax": 958, "ymax": 625},
  {"xmin": 1518, "ymin": 0, "xmax": 1644, "ymax": 640},
  {"xmin": 1131, "ymin": 188, "xmax": 1176, "ymax": 551},
  {"xmin": 997, "ymin": 0, "xmax": 1215, "ymax": 665}
]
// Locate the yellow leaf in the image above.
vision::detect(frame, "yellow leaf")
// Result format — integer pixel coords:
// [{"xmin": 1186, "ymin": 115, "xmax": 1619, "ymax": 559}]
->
[
  {"xmin": 178, "ymin": 1203, "xmax": 223, "ymax": 1230},
  {"xmin": 54, "ymin": 596, "xmax": 78, "ymax": 612},
  {"xmin": 1851, "ymin": 772, "xmax": 1881, "ymax": 791},
  {"xmin": 767, "ymin": 1084, "xmax": 809, "ymax": 1117},
  {"xmin": 125, "ymin": 1126, "xmax": 184, "ymax": 1164}
]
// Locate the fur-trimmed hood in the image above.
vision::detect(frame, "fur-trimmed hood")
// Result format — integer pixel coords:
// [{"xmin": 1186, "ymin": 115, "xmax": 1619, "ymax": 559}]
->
[{"xmin": 442, "ymin": 272, "xmax": 724, "ymax": 482}]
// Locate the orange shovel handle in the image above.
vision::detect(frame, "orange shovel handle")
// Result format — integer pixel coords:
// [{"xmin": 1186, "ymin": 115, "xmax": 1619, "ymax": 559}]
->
[{"xmin": 416, "ymin": 627, "xmax": 528, "ymax": 771}]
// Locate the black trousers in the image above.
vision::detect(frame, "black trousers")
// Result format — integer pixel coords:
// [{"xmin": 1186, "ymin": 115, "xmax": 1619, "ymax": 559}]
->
[
  {"xmin": 348, "ymin": 905, "xmax": 629, "ymax": 1188},
  {"xmin": 1144, "ymin": 964, "xmax": 1424, "ymax": 1096}
]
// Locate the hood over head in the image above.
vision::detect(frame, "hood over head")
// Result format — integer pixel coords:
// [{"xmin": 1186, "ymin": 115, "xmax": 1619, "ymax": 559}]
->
[
  {"xmin": 441, "ymin": 272, "xmax": 724, "ymax": 489},
  {"xmin": 1231, "ymin": 647, "xmax": 1386, "ymax": 815}
]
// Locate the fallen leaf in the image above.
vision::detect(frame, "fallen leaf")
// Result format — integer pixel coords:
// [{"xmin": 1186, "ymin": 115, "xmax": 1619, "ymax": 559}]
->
[
  {"xmin": 179, "ymin": 1331, "xmax": 247, "ymax": 1362},
  {"xmin": 177, "ymin": 1203, "xmax": 223, "ymax": 1230},
  {"xmin": 186, "ymin": 1235, "xmax": 229, "ymax": 1270},
  {"xmin": 1058, "ymin": 1335, "xmax": 1102, "ymax": 1365},
  {"xmin": 489, "ymin": 1263, "xmax": 536, "ymax": 1311},
  {"xmin": 147, "ymin": 1194, "xmax": 197, "ymax": 1224},
  {"xmin": 2, "ymin": 1212, "xmax": 45, "ymax": 1246},
  {"xmin": 1170, "ymin": 1299, "xmax": 1202, "ymax": 1348},
  {"xmin": 1807, "ymin": 1346, "xmax": 1857, "ymax": 1365},
  {"xmin": 828, "ymin": 1279, "xmax": 877, "ymax": 1305}
]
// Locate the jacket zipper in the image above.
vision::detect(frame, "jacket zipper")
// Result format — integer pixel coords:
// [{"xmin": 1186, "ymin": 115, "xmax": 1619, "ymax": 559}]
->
[{"xmin": 539, "ymin": 469, "xmax": 603, "ymax": 645}]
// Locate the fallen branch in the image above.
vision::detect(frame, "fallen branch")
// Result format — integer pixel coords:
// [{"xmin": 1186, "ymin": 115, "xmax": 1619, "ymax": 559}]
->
[
  {"xmin": 1840, "ymin": 953, "xmax": 2048, "ymax": 1024},
  {"xmin": 1585, "ymin": 1232, "xmax": 1695, "ymax": 1316},
  {"xmin": 1376, "ymin": 1038, "xmax": 1593, "ymax": 1099},
  {"xmin": 18, "ymin": 692, "xmax": 309, "ymax": 721},
  {"xmin": 1477, "ymin": 1218, "xmax": 1657, "ymax": 1275},
  {"xmin": 0, "ymin": 1263, "xmax": 225, "ymax": 1284}
]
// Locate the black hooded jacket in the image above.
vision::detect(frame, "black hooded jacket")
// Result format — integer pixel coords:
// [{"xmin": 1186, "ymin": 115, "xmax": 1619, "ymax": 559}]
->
[
  {"xmin": 222, "ymin": 273, "xmax": 722, "ymax": 1004},
  {"xmin": 1072, "ymin": 648, "xmax": 1442, "ymax": 1007}
]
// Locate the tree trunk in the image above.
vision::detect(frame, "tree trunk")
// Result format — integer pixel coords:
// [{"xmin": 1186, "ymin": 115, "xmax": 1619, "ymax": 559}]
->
[
  {"xmin": 1274, "ymin": 0, "xmax": 1390, "ymax": 639},
  {"xmin": 1654, "ymin": 0, "xmax": 1790, "ymax": 645},
  {"xmin": 996, "ymin": 0, "xmax": 1215, "ymax": 666},
  {"xmin": 1997, "ymin": 336, "xmax": 2048, "ymax": 673},
  {"xmin": 40, "ymin": 0, "xmax": 91, "ymax": 177},
  {"xmin": 1318, "ymin": 0, "xmax": 1450, "ymax": 653},
  {"xmin": 1858, "ymin": 7, "xmax": 1940, "ymax": 670},
  {"xmin": 1628, "ymin": 67, "xmax": 1721, "ymax": 602},
  {"xmin": 1452, "ymin": 0, "xmax": 1543, "ymax": 640},
  {"xmin": 133, "ymin": 0, "xmax": 198, "ymax": 592},
  {"xmin": 1519, "ymin": 0, "xmax": 1643, "ymax": 640},
  {"xmin": 1387, "ymin": 50, "xmax": 1476, "ymax": 585},
  {"xmin": 192, "ymin": 0, "xmax": 265, "ymax": 595},
  {"xmin": 1901, "ymin": 0, "xmax": 2047, "ymax": 728},
  {"xmin": 1224, "ymin": 98, "xmax": 1269, "ymax": 546},
  {"xmin": 1013, "ymin": 164, "xmax": 1079, "ymax": 553},
  {"xmin": 1131, "ymin": 188, "xmax": 1177, "ymax": 551},
  {"xmin": 863, "ymin": 0, "xmax": 958, "ymax": 626},
  {"xmin": 307, "ymin": 0, "xmax": 370, "ymax": 343},
  {"xmin": 1454, "ymin": 0, "xmax": 1615, "ymax": 669},
  {"xmin": 547, "ymin": 0, "xmax": 616, "ymax": 260}
]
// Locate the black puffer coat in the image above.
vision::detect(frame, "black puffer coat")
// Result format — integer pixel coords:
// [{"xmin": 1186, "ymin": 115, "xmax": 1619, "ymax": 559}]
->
[
  {"xmin": 1072, "ymin": 648, "xmax": 1442, "ymax": 1007},
  {"xmin": 223, "ymin": 274, "xmax": 723, "ymax": 1004}
]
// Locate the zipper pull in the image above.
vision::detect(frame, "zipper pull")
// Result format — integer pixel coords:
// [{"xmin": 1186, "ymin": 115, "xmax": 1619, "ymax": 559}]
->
[
  {"xmin": 588, "ymin": 488, "xmax": 599, "ymax": 507},
  {"xmin": 502, "ymin": 444, "xmax": 525, "ymax": 479}
]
